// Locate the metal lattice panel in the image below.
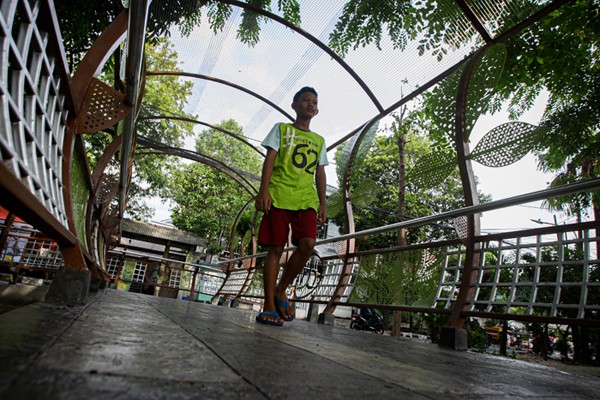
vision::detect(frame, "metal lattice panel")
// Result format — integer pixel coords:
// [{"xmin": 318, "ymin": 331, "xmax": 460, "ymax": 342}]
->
[
  {"xmin": 0, "ymin": 0, "xmax": 69, "ymax": 228},
  {"xmin": 435, "ymin": 225, "xmax": 600, "ymax": 319},
  {"xmin": 96, "ymin": 175, "xmax": 119, "ymax": 205},
  {"xmin": 218, "ymin": 269, "xmax": 251, "ymax": 295},
  {"xmin": 310, "ymin": 258, "xmax": 355, "ymax": 302},
  {"xmin": 0, "ymin": 224, "xmax": 63, "ymax": 270},
  {"xmin": 453, "ymin": 216, "xmax": 469, "ymax": 242}
]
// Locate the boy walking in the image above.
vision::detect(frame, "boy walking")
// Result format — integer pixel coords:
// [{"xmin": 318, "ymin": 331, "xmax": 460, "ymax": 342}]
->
[{"xmin": 255, "ymin": 87, "xmax": 328, "ymax": 326}]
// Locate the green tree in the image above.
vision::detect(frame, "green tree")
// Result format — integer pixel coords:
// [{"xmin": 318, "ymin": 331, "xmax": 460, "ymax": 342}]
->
[
  {"xmin": 195, "ymin": 118, "xmax": 262, "ymax": 176},
  {"xmin": 167, "ymin": 163, "xmax": 247, "ymax": 245},
  {"xmin": 328, "ymin": 0, "xmax": 599, "ymax": 219},
  {"xmin": 331, "ymin": 115, "xmax": 490, "ymax": 249},
  {"xmin": 56, "ymin": 0, "xmax": 302, "ymax": 69},
  {"xmin": 164, "ymin": 119, "xmax": 263, "ymax": 249}
]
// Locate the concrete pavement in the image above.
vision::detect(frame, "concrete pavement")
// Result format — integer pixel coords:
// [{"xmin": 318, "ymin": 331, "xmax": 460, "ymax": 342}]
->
[{"xmin": 1, "ymin": 289, "xmax": 599, "ymax": 399}]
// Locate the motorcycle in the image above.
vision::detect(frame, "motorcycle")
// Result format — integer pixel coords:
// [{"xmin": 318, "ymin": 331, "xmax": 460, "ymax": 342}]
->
[{"xmin": 350, "ymin": 308, "xmax": 385, "ymax": 334}]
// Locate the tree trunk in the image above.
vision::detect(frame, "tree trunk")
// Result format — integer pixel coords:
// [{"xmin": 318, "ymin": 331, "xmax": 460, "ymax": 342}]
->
[
  {"xmin": 397, "ymin": 131, "xmax": 407, "ymax": 248},
  {"xmin": 391, "ymin": 118, "xmax": 407, "ymax": 338},
  {"xmin": 500, "ymin": 320, "xmax": 509, "ymax": 356},
  {"xmin": 391, "ymin": 311, "xmax": 403, "ymax": 336}
]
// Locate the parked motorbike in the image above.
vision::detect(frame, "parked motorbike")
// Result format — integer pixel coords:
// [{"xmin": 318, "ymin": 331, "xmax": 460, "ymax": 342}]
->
[{"xmin": 350, "ymin": 308, "xmax": 385, "ymax": 334}]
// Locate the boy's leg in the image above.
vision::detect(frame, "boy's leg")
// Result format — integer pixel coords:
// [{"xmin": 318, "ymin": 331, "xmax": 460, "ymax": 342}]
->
[
  {"xmin": 275, "ymin": 237, "xmax": 315, "ymax": 319},
  {"xmin": 262, "ymin": 245, "xmax": 284, "ymax": 320}
]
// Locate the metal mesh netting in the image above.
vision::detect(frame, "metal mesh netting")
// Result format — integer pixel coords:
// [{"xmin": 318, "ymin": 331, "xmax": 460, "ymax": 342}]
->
[
  {"xmin": 465, "ymin": 43, "xmax": 507, "ymax": 139},
  {"xmin": 152, "ymin": 0, "xmax": 551, "ymax": 152},
  {"xmin": 469, "ymin": 0, "xmax": 549, "ymax": 38}
]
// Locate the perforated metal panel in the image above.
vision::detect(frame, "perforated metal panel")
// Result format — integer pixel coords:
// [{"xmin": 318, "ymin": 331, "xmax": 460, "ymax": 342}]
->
[{"xmin": 218, "ymin": 268, "xmax": 252, "ymax": 295}]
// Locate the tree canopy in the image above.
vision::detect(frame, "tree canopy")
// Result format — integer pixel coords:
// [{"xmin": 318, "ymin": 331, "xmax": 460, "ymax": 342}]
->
[
  {"xmin": 329, "ymin": 112, "xmax": 492, "ymax": 250},
  {"xmin": 330, "ymin": 0, "xmax": 599, "ymax": 218},
  {"xmin": 164, "ymin": 119, "xmax": 263, "ymax": 248},
  {"xmin": 85, "ymin": 38, "xmax": 196, "ymax": 219}
]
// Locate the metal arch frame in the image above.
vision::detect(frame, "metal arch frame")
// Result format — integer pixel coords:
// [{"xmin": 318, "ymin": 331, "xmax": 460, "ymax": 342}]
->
[
  {"xmin": 69, "ymin": 9, "xmax": 133, "ymax": 281},
  {"xmin": 127, "ymin": 0, "xmax": 575, "ymax": 318},
  {"xmin": 322, "ymin": 116, "xmax": 382, "ymax": 315},
  {"xmin": 135, "ymin": 136, "xmax": 259, "ymax": 196},
  {"xmin": 319, "ymin": 0, "xmax": 577, "ymax": 319},
  {"xmin": 446, "ymin": 48, "xmax": 486, "ymax": 331},
  {"xmin": 146, "ymin": 71, "xmax": 295, "ymax": 122},
  {"xmin": 138, "ymin": 115, "xmax": 266, "ymax": 158},
  {"xmin": 90, "ymin": 133, "xmax": 260, "ymax": 278}
]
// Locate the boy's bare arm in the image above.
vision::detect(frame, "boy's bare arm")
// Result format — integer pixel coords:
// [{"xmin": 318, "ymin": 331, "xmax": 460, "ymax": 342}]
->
[
  {"xmin": 316, "ymin": 165, "xmax": 327, "ymax": 223},
  {"xmin": 256, "ymin": 149, "xmax": 278, "ymax": 214}
]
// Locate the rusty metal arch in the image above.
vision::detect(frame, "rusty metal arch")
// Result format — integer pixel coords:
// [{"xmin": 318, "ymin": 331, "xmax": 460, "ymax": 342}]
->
[
  {"xmin": 446, "ymin": 48, "xmax": 486, "ymax": 331},
  {"xmin": 138, "ymin": 115, "xmax": 266, "ymax": 158},
  {"xmin": 146, "ymin": 72, "xmax": 295, "ymax": 123},
  {"xmin": 84, "ymin": 0, "xmax": 580, "ymax": 318},
  {"xmin": 135, "ymin": 136, "xmax": 259, "ymax": 196}
]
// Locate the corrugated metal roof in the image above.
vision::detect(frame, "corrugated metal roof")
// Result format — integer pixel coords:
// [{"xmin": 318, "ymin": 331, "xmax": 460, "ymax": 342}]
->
[{"xmin": 121, "ymin": 219, "xmax": 205, "ymax": 246}]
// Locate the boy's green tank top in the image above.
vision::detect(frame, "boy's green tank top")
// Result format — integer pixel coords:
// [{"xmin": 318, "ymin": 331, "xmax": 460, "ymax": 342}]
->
[{"xmin": 269, "ymin": 123, "xmax": 325, "ymax": 211}]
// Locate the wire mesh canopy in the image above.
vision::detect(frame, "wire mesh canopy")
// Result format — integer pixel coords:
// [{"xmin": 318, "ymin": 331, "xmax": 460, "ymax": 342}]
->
[{"xmin": 139, "ymin": 0, "xmax": 556, "ymax": 160}]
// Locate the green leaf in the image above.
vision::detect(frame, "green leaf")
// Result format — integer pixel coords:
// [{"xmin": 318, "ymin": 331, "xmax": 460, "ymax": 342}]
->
[
  {"xmin": 470, "ymin": 122, "xmax": 542, "ymax": 167},
  {"xmin": 408, "ymin": 150, "xmax": 456, "ymax": 189}
]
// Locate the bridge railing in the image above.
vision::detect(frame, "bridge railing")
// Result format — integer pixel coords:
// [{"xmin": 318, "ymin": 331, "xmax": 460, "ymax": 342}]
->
[
  {"xmin": 214, "ymin": 179, "xmax": 600, "ymax": 331},
  {"xmin": 0, "ymin": 0, "xmax": 109, "ymax": 302}
]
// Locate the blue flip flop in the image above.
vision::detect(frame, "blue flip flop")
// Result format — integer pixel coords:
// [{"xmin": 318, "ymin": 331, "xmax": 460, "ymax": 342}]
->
[
  {"xmin": 274, "ymin": 297, "xmax": 295, "ymax": 322},
  {"xmin": 256, "ymin": 311, "xmax": 284, "ymax": 326}
]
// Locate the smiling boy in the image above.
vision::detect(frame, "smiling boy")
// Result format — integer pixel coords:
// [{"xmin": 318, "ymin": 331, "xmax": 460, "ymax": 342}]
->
[{"xmin": 255, "ymin": 86, "xmax": 328, "ymax": 326}]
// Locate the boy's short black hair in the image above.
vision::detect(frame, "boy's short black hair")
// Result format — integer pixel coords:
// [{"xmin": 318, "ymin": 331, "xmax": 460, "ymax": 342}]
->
[{"xmin": 293, "ymin": 86, "xmax": 318, "ymax": 103}]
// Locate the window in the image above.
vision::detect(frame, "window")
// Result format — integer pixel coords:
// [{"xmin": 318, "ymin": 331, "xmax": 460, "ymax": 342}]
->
[
  {"xmin": 106, "ymin": 257, "xmax": 121, "ymax": 278},
  {"xmin": 132, "ymin": 262, "xmax": 147, "ymax": 282},
  {"xmin": 169, "ymin": 268, "xmax": 182, "ymax": 287}
]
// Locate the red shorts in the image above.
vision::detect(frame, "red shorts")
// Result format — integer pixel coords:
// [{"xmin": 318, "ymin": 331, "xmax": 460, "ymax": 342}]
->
[{"xmin": 258, "ymin": 207, "xmax": 317, "ymax": 247}]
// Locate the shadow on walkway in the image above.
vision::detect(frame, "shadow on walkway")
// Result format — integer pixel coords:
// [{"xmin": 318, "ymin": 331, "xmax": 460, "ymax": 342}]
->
[{"xmin": 1, "ymin": 289, "xmax": 598, "ymax": 399}]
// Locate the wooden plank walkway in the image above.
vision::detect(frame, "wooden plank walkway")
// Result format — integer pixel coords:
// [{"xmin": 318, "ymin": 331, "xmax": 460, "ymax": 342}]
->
[{"xmin": 1, "ymin": 289, "xmax": 599, "ymax": 399}]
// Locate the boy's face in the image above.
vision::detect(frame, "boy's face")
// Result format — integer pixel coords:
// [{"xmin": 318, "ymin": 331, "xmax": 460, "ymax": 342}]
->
[{"xmin": 292, "ymin": 92, "xmax": 319, "ymax": 120}]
